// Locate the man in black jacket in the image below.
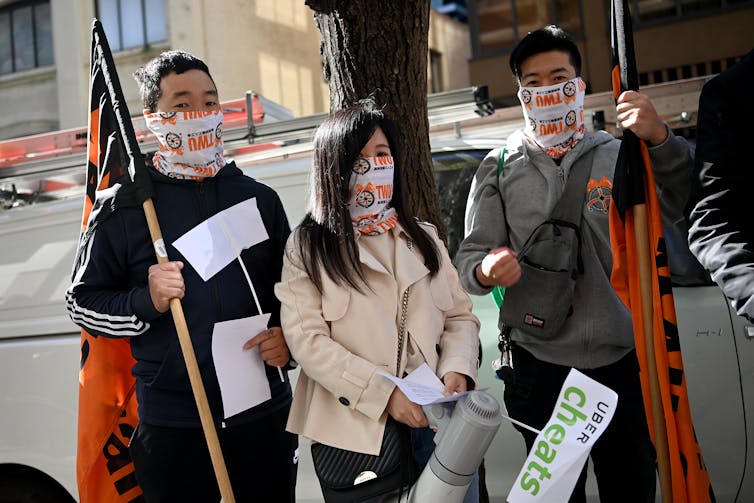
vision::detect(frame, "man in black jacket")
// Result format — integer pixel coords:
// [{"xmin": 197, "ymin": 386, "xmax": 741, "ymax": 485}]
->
[
  {"xmin": 66, "ymin": 51, "xmax": 297, "ymax": 502},
  {"xmin": 688, "ymin": 50, "xmax": 754, "ymax": 323}
]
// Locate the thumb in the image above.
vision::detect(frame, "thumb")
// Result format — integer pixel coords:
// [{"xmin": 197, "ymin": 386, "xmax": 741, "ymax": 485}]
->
[
  {"xmin": 443, "ymin": 381, "xmax": 454, "ymax": 396},
  {"xmin": 411, "ymin": 405, "xmax": 426, "ymax": 424}
]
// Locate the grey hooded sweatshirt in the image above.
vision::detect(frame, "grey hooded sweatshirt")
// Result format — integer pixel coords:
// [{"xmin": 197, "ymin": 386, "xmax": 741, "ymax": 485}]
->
[{"xmin": 455, "ymin": 128, "xmax": 692, "ymax": 369}]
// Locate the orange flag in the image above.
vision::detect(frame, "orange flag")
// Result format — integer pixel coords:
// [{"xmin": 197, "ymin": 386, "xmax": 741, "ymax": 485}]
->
[
  {"xmin": 73, "ymin": 19, "xmax": 153, "ymax": 502},
  {"xmin": 608, "ymin": 1, "xmax": 714, "ymax": 501}
]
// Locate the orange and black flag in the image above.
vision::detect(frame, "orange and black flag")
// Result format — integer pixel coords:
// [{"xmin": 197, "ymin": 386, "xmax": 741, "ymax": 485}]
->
[
  {"xmin": 608, "ymin": 1, "xmax": 714, "ymax": 501},
  {"xmin": 72, "ymin": 19, "xmax": 152, "ymax": 503}
]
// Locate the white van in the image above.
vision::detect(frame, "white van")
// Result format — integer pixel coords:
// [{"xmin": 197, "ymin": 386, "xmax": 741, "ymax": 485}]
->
[{"xmin": 0, "ymin": 80, "xmax": 752, "ymax": 502}]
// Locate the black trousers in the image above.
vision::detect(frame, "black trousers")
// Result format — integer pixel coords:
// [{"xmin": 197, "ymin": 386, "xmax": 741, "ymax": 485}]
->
[
  {"xmin": 503, "ymin": 347, "xmax": 656, "ymax": 503},
  {"xmin": 129, "ymin": 405, "xmax": 298, "ymax": 503}
]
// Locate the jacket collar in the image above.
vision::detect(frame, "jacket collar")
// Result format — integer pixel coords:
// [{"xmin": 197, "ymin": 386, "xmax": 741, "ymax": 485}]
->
[
  {"xmin": 148, "ymin": 160, "xmax": 243, "ymax": 184},
  {"xmin": 353, "ymin": 221, "xmax": 430, "ymax": 292},
  {"xmin": 511, "ymin": 129, "xmax": 613, "ymax": 180}
]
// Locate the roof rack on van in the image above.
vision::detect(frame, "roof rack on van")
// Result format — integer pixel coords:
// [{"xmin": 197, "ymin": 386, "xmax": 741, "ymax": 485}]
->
[
  {"xmin": 245, "ymin": 86, "xmax": 494, "ymax": 145},
  {"xmin": 0, "ymin": 86, "xmax": 493, "ymax": 207}
]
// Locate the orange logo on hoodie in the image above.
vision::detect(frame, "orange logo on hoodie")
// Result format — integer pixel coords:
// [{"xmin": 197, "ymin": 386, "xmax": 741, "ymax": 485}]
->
[{"xmin": 586, "ymin": 177, "xmax": 613, "ymax": 213}]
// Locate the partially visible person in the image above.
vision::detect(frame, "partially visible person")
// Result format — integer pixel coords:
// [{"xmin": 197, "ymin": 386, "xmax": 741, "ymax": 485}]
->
[
  {"xmin": 275, "ymin": 99, "xmax": 480, "ymax": 501},
  {"xmin": 66, "ymin": 50, "xmax": 297, "ymax": 502},
  {"xmin": 455, "ymin": 26, "xmax": 693, "ymax": 502},
  {"xmin": 687, "ymin": 50, "xmax": 754, "ymax": 323}
]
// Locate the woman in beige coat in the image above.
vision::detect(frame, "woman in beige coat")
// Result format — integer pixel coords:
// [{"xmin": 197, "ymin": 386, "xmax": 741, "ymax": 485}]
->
[{"xmin": 275, "ymin": 99, "xmax": 480, "ymax": 500}]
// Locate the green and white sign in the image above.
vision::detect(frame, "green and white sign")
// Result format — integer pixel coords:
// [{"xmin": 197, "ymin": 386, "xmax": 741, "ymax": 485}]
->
[{"xmin": 508, "ymin": 369, "xmax": 618, "ymax": 502}]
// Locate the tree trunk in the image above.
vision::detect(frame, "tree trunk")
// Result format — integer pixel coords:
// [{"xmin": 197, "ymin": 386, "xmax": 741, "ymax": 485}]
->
[{"xmin": 305, "ymin": 0, "xmax": 444, "ymax": 234}]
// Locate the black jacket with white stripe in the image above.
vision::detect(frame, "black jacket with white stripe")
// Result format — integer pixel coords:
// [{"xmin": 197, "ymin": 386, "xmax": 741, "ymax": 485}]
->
[
  {"xmin": 688, "ymin": 50, "xmax": 754, "ymax": 323},
  {"xmin": 66, "ymin": 162, "xmax": 292, "ymax": 428}
]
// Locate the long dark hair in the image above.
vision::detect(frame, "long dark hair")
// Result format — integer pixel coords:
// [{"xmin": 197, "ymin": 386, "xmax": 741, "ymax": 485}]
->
[{"xmin": 296, "ymin": 98, "xmax": 440, "ymax": 293}]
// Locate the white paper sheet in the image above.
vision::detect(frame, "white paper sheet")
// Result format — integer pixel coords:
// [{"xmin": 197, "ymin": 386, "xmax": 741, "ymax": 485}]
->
[
  {"xmin": 173, "ymin": 197, "xmax": 269, "ymax": 281},
  {"xmin": 507, "ymin": 369, "xmax": 618, "ymax": 503},
  {"xmin": 211, "ymin": 313, "xmax": 272, "ymax": 419},
  {"xmin": 377, "ymin": 363, "xmax": 473, "ymax": 405}
]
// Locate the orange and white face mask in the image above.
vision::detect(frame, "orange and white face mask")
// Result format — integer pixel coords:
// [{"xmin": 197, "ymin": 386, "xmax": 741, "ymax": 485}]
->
[
  {"xmin": 144, "ymin": 110, "xmax": 226, "ymax": 180},
  {"xmin": 347, "ymin": 156, "xmax": 398, "ymax": 236},
  {"xmin": 518, "ymin": 77, "xmax": 586, "ymax": 158}
]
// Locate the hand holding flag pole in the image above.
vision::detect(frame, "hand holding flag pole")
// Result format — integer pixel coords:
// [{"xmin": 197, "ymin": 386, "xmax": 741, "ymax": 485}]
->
[
  {"xmin": 609, "ymin": 2, "xmax": 714, "ymax": 501},
  {"xmin": 610, "ymin": 3, "xmax": 672, "ymax": 499},
  {"xmin": 89, "ymin": 20, "xmax": 236, "ymax": 503}
]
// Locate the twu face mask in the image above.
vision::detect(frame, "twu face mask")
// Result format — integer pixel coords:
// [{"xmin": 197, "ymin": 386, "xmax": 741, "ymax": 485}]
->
[
  {"xmin": 145, "ymin": 110, "xmax": 226, "ymax": 180},
  {"xmin": 347, "ymin": 155, "xmax": 398, "ymax": 236},
  {"xmin": 518, "ymin": 77, "xmax": 587, "ymax": 158}
]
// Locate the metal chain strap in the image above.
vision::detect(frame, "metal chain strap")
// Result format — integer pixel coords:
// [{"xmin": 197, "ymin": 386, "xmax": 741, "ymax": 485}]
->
[{"xmin": 395, "ymin": 240, "xmax": 413, "ymax": 376}]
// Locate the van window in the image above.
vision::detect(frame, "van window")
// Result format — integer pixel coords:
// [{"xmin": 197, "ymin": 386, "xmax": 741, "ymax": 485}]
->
[{"xmin": 432, "ymin": 149, "xmax": 488, "ymax": 260}]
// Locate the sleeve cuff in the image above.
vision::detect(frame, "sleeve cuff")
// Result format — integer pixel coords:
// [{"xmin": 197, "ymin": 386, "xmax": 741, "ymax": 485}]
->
[
  {"xmin": 647, "ymin": 124, "xmax": 672, "ymax": 150},
  {"xmin": 465, "ymin": 263, "xmax": 494, "ymax": 296},
  {"xmin": 648, "ymin": 128, "xmax": 692, "ymax": 176},
  {"xmin": 335, "ymin": 356, "xmax": 395, "ymax": 421},
  {"xmin": 438, "ymin": 355, "xmax": 479, "ymax": 388},
  {"xmin": 355, "ymin": 372, "xmax": 395, "ymax": 421},
  {"xmin": 130, "ymin": 286, "xmax": 162, "ymax": 322}
]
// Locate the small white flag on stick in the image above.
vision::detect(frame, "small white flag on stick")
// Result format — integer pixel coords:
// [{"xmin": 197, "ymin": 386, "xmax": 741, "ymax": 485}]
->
[
  {"xmin": 174, "ymin": 197, "xmax": 284, "ymax": 382},
  {"xmin": 507, "ymin": 369, "xmax": 618, "ymax": 503},
  {"xmin": 173, "ymin": 197, "xmax": 269, "ymax": 282}
]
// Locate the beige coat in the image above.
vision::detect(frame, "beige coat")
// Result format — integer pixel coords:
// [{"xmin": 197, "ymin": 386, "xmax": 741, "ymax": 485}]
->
[{"xmin": 275, "ymin": 222, "xmax": 480, "ymax": 455}]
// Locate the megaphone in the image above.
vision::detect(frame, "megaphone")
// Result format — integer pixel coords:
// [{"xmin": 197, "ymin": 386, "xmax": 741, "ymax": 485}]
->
[{"xmin": 388, "ymin": 389, "xmax": 503, "ymax": 502}]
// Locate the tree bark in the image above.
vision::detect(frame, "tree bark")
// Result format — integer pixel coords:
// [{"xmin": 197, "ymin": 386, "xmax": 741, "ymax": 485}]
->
[{"xmin": 305, "ymin": 0, "xmax": 444, "ymax": 234}]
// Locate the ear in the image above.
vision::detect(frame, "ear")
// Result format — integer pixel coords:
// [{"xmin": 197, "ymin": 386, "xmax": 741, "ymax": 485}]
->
[{"xmin": 143, "ymin": 108, "xmax": 152, "ymax": 115}]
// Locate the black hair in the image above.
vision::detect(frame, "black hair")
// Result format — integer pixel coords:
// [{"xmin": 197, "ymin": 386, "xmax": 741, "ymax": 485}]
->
[
  {"xmin": 296, "ymin": 98, "xmax": 440, "ymax": 293},
  {"xmin": 509, "ymin": 25, "xmax": 582, "ymax": 82},
  {"xmin": 133, "ymin": 50, "xmax": 215, "ymax": 111}
]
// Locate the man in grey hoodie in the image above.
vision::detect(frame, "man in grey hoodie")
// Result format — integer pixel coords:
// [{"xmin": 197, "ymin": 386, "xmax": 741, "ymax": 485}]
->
[{"xmin": 455, "ymin": 26, "xmax": 692, "ymax": 502}]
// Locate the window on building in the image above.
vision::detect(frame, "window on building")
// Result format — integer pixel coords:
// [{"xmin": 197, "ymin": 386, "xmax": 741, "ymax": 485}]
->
[
  {"xmin": 96, "ymin": 0, "xmax": 167, "ymax": 52},
  {"xmin": 476, "ymin": 0, "xmax": 517, "ymax": 53},
  {"xmin": 635, "ymin": 0, "xmax": 754, "ymax": 23},
  {"xmin": 0, "ymin": 1, "xmax": 53, "ymax": 75},
  {"xmin": 639, "ymin": 54, "xmax": 744, "ymax": 85},
  {"xmin": 429, "ymin": 50, "xmax": 445, "ymax": 93},
  {"xmin": 472, "ymin": 0, "xmax": 584, "ymax": 57}
]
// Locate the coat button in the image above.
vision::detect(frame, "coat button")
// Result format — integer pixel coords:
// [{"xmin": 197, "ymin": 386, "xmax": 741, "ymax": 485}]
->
[{"xmin": 338, "ymin": 396, "xmax": 350, "ymax": 406}]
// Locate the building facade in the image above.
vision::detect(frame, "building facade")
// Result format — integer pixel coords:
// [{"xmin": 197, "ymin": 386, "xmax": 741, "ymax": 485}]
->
[
  {"xmin": 0, "ymin": 0, "xmax": 471, "ymax": 139},
  {"xmin": 468, "ymin": 0, "xmax": 754, "ymax": 105}
]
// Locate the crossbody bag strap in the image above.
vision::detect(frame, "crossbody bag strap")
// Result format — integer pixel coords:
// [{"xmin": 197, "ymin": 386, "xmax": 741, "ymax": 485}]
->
[
  {"xmin": 516, "ymin": 149, "xmax": 596, "ymax": 270},
  {"xmin": 548, "ymin": 149, "xmax": 595, "ymax": 226},
  {"xmin": 396, "ymin": 239, "xmax": 412, "ymax": 376}
]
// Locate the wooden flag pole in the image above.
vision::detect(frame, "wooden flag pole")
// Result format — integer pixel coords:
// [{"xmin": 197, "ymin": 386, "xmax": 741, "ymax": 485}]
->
[
  {"xmin": 634, "ymin": 203, "xmax": 672, "ymax": 503},
  {"xmin": 142, "ymin": 199, "xmax": 236, "ymax": 503}
]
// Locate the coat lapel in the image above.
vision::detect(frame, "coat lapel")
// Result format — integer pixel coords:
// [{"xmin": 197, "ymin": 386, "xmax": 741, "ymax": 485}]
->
[
  {"xmin": 357, "ymin": 243, "xmax": 390, "ymax": 275},
  {"xmin": 353, "ymin": 224, "xmax": 429, "ymax": 290},
  {"xmin": 394, "ymin": 227, "xmax": 430, "ymax": 294}
]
